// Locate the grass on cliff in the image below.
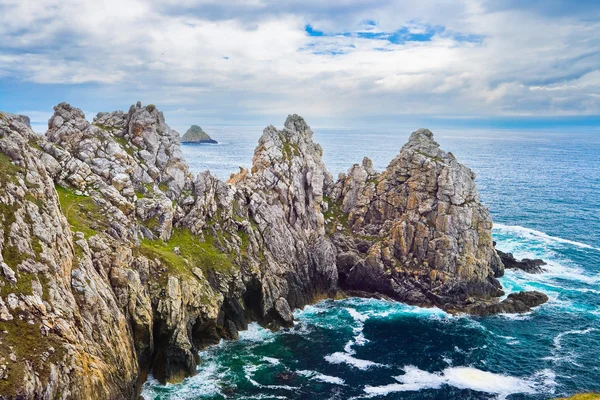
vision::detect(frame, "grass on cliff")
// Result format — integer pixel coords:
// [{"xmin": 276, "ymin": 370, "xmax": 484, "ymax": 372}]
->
[
  {"xmin": 0, "ymin": 200, "xmax": 28, "ymax": 270},
  {"xmin": 555, "ymin": 395, "xmax": 600, "ymax": 400},
  {"xmin": 112, "ymin": 136, "xmax": 136, "ymax": 157},
  {"xmin": 0, "ymin": 151, "xmax": 24, "ymax": 186},
  {"xmin": 415, "ymin": 149, "xmax": 444, "ymax": 163},
  {"xmin": 55, "ymin": 185, "xmax": 106, "ymax": 238},
  {"xmin": 0, "ymin": 152, "xmax": 30, "ymax": 270},
  {"xmin": 322, "ymin": 195, "xmax": 350, "ymax": 235},
  {"xmin": 137, "ymin": 228, "xmax": 235, "ymax": 282},
  {"xmin": 0, "ymin": 272, "xmax": 34, "ymax": 297},
  {"xmin": 0, "ymin": 319, "xmax": 65, "ymax": 397}
]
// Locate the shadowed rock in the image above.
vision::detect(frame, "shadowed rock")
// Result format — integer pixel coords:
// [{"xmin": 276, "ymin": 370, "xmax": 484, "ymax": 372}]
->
[
  {"xmin": 497, "ymin": 249, "xmax": 547, "ymax": 274},
  {"xmin": 467, "ymin": 291, "xmax": 549, "ymax": 316}
]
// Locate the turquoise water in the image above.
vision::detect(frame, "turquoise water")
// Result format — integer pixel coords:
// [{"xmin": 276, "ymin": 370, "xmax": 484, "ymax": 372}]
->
[{"xmin": 143, "ymin": 127, "xmax": 600, "ymax": 399}]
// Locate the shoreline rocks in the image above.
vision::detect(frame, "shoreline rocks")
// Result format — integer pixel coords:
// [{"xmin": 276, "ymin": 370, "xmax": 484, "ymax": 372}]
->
[
  {"xmin": 497, "ymin": 249, "xmax": 547, "ymax": 274},
  {"xmin": 0, "ymin": 105, "xmax": 548, "ymax": 399}
]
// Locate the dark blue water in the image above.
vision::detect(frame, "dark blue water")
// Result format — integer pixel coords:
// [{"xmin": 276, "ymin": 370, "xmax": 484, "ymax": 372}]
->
[{"xmin": 143, "ymin": 127, "xmax": 600, "ymax": 399}]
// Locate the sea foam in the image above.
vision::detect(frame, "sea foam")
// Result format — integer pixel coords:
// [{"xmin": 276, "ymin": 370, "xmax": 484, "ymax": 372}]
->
[
  {"xmin": 363, "ymin": 366, "xmax": 536, "ymax": 399},
  {"xmin": 297, "ymin": 370, "xmax": 346, "ymax": 385},
  {"xmin": 494, "ymin": 224, "xmax": 600, "ymax": 251}
]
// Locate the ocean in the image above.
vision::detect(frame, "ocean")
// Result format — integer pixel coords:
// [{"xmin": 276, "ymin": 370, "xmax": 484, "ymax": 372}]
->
[{"xmin": 142, "ymin": 126, "xmax": 600, "ymax": 399}]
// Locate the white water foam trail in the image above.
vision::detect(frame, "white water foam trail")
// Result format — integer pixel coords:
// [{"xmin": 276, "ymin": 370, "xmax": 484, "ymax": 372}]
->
[
  {"xmin": 238, "ymin": 322, "xmax": 276, "ymax": 343},
  {"xmin": 494, "ymin": 224, "xmax": 600, "ymax": 252},
  {"xmin": 541, "ymin": 328, "xmax": 598, "ymax": 367},
  {"xmin": 553, "ymin": 328, "xmax": 597, "ymax": 350},
  {"xmin": 243, "ymin": 364, "xmax": 297, "ymax": 391},
  {"xmin": 141, "ymin": 362, "xmax": 225, "ymax": 400},
  {"xmin": 297, "ymin": 370, "xmax": 346, "ymax": 386},
  {"xmin": 324, "ymin": 307, "xmax": 385, "ymax": 370},
  {"xmin": 363, "ymin": 366, "xmax": 538, "ymax": 400},
  {"xmin": 494, "ymin": 223, "xmax": 600, "ymax": 293}
]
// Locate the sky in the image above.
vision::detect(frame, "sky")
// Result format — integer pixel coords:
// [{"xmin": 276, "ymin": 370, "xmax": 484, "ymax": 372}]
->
[{"xmin": 1, "ymin": 0, "xmax": 599, "ymax": 133}]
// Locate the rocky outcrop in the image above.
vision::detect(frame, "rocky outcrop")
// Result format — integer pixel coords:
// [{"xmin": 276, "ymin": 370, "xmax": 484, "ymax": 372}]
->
[
  {"xmin": 497, "ymin": 249, "xmax": 546, "ymax": 273},
  {"xmin": 181, "ymin": 125, "xmax": 217, "ymax": 144},
  {"xmin": 327, "ymin": 129, "xmax": 504, "ymax": 312},
  {"xmin": 0, "ymin": 105, "xmax": 546, "ymax": 399}
]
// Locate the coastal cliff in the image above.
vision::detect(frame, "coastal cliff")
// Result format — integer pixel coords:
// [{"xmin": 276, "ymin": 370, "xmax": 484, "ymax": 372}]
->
[{"xmin": 0, "ymin": 103, "xmax": 546, "ymax": 399}]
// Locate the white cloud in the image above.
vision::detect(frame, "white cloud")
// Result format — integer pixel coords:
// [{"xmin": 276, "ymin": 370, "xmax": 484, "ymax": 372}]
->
[{"xmin": 0, "ymin": 0, "xmax": 599, "ymax": 123}]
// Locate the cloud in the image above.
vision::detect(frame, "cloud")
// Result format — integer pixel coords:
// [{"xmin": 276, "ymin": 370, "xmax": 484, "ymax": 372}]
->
[{"xmin": 0, "ymin": 0, "xmax": 599, "ymax": 127}]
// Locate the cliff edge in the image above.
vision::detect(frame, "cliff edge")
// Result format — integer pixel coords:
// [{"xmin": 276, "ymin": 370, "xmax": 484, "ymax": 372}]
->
[{"xmin": 0, "ymin": 105, "xmax": 546, "ymax": 399}]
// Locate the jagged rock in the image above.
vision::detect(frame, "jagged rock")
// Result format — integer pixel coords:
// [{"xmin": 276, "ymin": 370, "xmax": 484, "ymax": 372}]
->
[
  {"xmin": 327, "ymin": 128, "xmax": 505, "ymax": 311},
  {"xmin": 1, "ymin": 262, "xmax": 16, "ymax": 284},
  {"xmin": 497, "ymin": 249, "xmax": 546, "ymax": 273},
  {"xmin": 0, "ymin": 297, "xmax": 13, "ymax": 321},
  {"xmin": 0, "ymin": 107, "xmax": 547, "ymax": 399},
  {"xmin": 181, "ymin": 125, "xmax": 217, "ymax": 144}
]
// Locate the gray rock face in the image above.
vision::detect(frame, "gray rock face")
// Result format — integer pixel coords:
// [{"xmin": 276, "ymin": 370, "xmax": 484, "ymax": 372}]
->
[
  {"xmin": 181, "ymin": 125, "xmax": 217, "ymax": 144},
  {"xmin": 0, "ymin": 108, "xmax": 545, "ymax": 399},
  {"xmin": 327, "ymin": 128, "xmax": 505, "ymax": 311}
]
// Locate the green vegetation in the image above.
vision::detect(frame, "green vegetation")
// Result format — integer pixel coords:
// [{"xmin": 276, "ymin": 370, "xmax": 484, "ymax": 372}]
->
[
  {"xmin": 322, "ymin": 195, "xmax": 350, "ymax": 235},
  {"xmin": 144, "ymin": 215, "xmax": 161, "ymax": 231},
  {"xmin": 0, "ymin": 272, "xmax": 34, "ymax": 297},
  {"xmin": 415, "ymin": 149, "xmax": 444, "ymax": 163},
  {"xmin": 1, "ymin": 241, "xmax": 29, "ymax": 271},
  {"xmin": 24, "ymin": 193, "xmax": 43, "ymax": 211},
  {"xmin": 366, "ymin": 176, "xmax": 379, "ymax": 186},
  {"xmin": 0, "ymin": 319, "xmax": 65, "ymax": 397},
  {"xmin": 112, "ymin": 136, "xmax": 136, "ymax": 157},
  {"xmin": 93, "ymin": 123, "xmax": 112, "ymax": 131},
  {"xmin": 55, "ymin": 185, "xmax": 105, "ymax": 239},
  {"xmin": 279, "ymin": 134, "xmax": 300, "ymax": 162},
  {"xmin": 0, "ymin": 201, "xmax": 26, "ymax": 271},
  {"xmin": 0, "ymin": 151, "xmax": 24, "ymax": 186},
  {"xmin": 136, "ymin": 228, "xmax": 236, "ymax": 284},
  {"xmin": 28, "ymin": 138, "xmax": 43, "ymax": 152},
  {"xmin": 0, "ymin": 151, "xmax": 44, "ymax": 270},
  {"xmin": 135, "ymin": 183, "xmax": 155, "ymax": 199}
]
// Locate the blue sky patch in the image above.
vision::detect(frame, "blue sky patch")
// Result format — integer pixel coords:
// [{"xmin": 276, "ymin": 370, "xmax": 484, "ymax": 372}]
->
[
  {"xmin": 305, "ymin": 24, "xmax": 324, "ymax": 37},
  {"xmin": 305, "ymin": 22, "xmax": 482, "ymax": 45}
]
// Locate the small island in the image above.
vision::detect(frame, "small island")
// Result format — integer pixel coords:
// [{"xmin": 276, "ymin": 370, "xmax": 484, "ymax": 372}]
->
[{"xmin": 181, "ymin": 125, "xmax": 217, "ymax": 144}]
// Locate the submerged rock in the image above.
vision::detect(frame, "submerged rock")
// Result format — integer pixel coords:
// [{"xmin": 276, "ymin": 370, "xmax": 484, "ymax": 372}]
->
[
  {"xmin": 497, "ymin": 249, "xmax": 547, "ymax": 274},
  {"xmin": 181, "ymin": 125, "xmax": 217, "ymax": 144},
  {"xmin": 0, "ymin": 107, "xmax": 547, "ymax": 399},
  {"xmin": 467, "ymin": 291, "xmax": 549, "ymax": 316}
]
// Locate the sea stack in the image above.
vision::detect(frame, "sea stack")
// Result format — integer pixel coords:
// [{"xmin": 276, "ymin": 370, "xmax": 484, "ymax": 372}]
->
[{"xmin": 181, "ymin": 125, "xmax": 217, "ymax": 143}]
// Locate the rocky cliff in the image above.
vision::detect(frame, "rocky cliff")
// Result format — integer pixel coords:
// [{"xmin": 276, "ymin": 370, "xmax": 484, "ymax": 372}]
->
[
  {"xmin": 0, "ymin": 104, "xmax": 546, "ymax": 399},
  {"xmin": 181, "ymin": 125, "xmax": 217, "ymax": 144}
]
